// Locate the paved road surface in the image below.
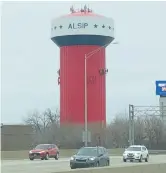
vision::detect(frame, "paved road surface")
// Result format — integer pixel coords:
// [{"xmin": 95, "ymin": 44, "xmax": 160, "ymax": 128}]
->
[{"xmin": 1, "ymin": 155, "xmax": 166, "ymax": 173}]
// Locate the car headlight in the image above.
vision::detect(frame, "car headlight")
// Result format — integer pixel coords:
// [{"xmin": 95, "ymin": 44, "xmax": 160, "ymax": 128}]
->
[
  {"xmin": 29, "ymin": 151, "xmax": 32, "ymax": 154},
  {"xmin": 123, "ymin": 152, "xmax": 127, "ymax": 155},
  {"xmin": 89, "ymin": 157, "xmax": 95, "ymax": 161},
  {"xmin": 70, "ymin": 157, "xmax": 75, "ymax": 161}
]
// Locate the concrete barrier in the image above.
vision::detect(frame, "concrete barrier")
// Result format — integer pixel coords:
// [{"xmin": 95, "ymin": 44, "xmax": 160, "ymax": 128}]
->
[
  {"xmin": 0, "ymin": 148, "xmax": 123, "ymax": 160},
  {"xmin": 53, "ymin": 163, "xmax": 166, "ymax": 173},
  {"xmin": 149, "ymin": 150, "xmax": 166, "ymax": 155}
]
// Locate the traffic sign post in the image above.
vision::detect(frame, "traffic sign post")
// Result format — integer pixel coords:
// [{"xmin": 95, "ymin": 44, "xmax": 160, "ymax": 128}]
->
[{"xmin": 82, "ymin": 130, "xmax": 91, "ymax": 144}]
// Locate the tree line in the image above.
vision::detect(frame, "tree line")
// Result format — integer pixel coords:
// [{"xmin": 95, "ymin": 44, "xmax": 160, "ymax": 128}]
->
[{"xmin": 24, "ymin": 108, "xmax": 166, "ymax": 150}]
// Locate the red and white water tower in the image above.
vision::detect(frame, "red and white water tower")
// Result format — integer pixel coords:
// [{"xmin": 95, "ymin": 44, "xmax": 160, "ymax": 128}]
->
[{"xmin": 51, "ymin": 6, "xmax": 114, "ymax": 144}]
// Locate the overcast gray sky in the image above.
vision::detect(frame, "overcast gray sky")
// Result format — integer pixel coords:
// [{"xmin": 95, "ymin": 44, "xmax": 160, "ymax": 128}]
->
[{"xmin": 1, "ymin": 1, "xmax": 166, "ymax": 124}]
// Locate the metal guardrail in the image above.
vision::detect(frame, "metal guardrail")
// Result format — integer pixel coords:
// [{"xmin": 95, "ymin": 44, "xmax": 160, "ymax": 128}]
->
[{"xmin": 149, "ymin": 150, "xmax": 166, "ymax": 155}]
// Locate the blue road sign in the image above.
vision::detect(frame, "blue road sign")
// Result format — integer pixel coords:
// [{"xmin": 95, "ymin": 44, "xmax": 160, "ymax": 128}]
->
[{"xmin": 156, "ymin": 81, "xmax": 166, "ymax": 96}]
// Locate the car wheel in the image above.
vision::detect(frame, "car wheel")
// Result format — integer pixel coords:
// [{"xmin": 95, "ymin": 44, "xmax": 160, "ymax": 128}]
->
[
  {"xmin": 139, "ymin": 155, "xmax": 142, "ymax": 162},
  {"xmin": 106, "ymin": 160, "xmax": 109, "ymax": 166},
  {"xmin": 123, "ymin": 159, "xmax": 126, "ymax": 162},
  {"xmin": 70, "ymin": 166, "xmax": 75, "ymax": 169},
  {"xmin": 55, "ymin": 153, "xmax": 59, "ymax": 160},
  {"xmin": 41, "ymin": 158, "xmax": 44, "ymax": 160},
  {"xmin": 45, "ymin": 153, "xmax": 49, "ymax": 160},
  {"xmin": 29, "ymin": 158, "xmax": 34, "ymax": 161},
  {"xmin": 145, "ymin": 155, "xmax": 149, "ymax": 162},
  {"xmin": 95, "ymin": 162, "xmax": 99, "ymax": 167}
]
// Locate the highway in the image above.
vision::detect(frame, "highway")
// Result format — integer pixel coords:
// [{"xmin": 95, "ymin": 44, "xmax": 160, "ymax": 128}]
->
[{"xmin": 1, "ymin": 155, "xmax": 166, "ymax": 173}]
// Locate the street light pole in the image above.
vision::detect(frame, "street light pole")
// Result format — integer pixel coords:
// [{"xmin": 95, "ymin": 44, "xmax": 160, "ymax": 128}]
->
[
  {"xmin": 84, "ymin": 55, "xmax": 88, "ymax": 147},
  {"xmin": 84, "ymin": 41, "xmax": 119, "ymax": 146}
]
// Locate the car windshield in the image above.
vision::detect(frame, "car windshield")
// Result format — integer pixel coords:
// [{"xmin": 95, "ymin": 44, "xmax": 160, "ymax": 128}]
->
[
  {"xmin": 35, "ymin": 144, "xmax": 49, "ymax": 150},
  {"xmin": 126, "ymin": 147, "xmax": 141, "ymax": 151},
  {"xmin": 77, "ymin": 148, "xmax": 98, "ymax": 156}
]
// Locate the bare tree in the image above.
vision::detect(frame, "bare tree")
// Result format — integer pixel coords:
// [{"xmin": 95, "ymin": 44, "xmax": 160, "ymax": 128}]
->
[
  {"xmin": 24, "ymin": 109, "xmax": 60, "ymax": 130},
  {"xmin": 105, "ymin": 113, "xmax": 166, "ymax": 149},
  {"xmin": 43, "ymin": 108, "xmax": 60, "ymax": 126},
  {"xmin": 106, "ymin": 113, "xmax": 129, "ymax": 148},
  {"xmin": 24, "ymin": 108, "xmax": 60, "ymax": 145},
  {"xmin": 23, "ymin": 109, "xmax": 166, "ymax": 149},
  {"xmin": 134, "ymin": 117, "xmax": 146, "ymax": 144},
  {"xmin": 24, "ymin": 110, "xmax": 43, "ymax": 133}
]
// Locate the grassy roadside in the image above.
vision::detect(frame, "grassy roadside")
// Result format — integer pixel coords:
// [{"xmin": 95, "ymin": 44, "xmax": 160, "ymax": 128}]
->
[{"xmin": 1, "ymin": 148, "xmax": 124, "ymax": 160}]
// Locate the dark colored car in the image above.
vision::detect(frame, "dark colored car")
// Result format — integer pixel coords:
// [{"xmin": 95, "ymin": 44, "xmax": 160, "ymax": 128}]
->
[
  {"xmin": 70, "ymin": 146, "xmax": 110, "ymax": 169},
  {"xmin": 29, "ymin": 144, "xmax": 59, "ymax": 160}
]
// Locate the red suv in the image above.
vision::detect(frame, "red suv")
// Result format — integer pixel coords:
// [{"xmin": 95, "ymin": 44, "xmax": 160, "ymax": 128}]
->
[{"xmin": 29, "ymin": 144, "xmax": 59, "ymax": 160}]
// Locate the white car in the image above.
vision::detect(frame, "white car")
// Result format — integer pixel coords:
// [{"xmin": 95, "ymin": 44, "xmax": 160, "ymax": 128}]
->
[{"xmin": 123, "ymin": 145, "xmax": 149, "ymax": 162}]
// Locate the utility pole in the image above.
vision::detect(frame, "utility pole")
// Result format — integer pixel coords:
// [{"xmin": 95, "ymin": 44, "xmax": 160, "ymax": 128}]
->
[
  {"xmin": 84, "ymin": 55, "xmax": 88, "ymax": 147},
  {"xmin": 83, "ymin": 42, "xmax": 119, "ymax": 147},
  {"xmin": 129, "ymin": 105, "xmax": 132, "ymax": 146},
  {"xmin": 129, "ymin": 104, "xmax": 134, "ymax": 145},
  {"xmin": 161, "ymin": 101, "xmax": 166, "ymax": 132},
  {"xmin": 161, "ymin": 102, "xmax": 164, "ymax": 119}
]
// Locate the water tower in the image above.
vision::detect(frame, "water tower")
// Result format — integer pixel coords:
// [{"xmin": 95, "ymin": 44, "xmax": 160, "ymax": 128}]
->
[{"xmin": 51, "ymin": 6, "xmax": 115, "ymax": 145}]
